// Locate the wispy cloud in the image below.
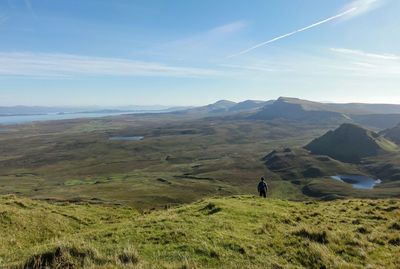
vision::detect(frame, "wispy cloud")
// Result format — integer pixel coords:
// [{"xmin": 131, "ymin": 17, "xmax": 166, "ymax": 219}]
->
[
  {"xmin": 209, "ymin": 21, "xmax": 248, "ymax": 35},
  {"xmin": 341, "ymin": 0, "xmax": 383, "ymax": 20},
  {"xmin": 220, "ymin": 47, "xmax": 400, "ymax": 79},
  {"xmin": 331, "ymin": 48, "xmax": 400, "ymax": 60},
  {"xmin": 304, "ymin": 47, "xmax": 400, "ymax": 77},
  {"xmin": 328, "ymin": 47, "xmax": 400, "ymax": 76},
  {"xmin": 0, "ymin": 52, "xmax": 219, "ymax": 78},
  {"xmin": 145, "ymin": 20, "xmax": 248, "ymax": 61},
  {"xmin": 177, "ymin": 20, "xmax": 247, "ymax": 50},
  {"xmin": 219, "ymin": 63, "xmax": 292, "ymax": 73},
  {"xmin": 228, "ymin": 0, "xmax": 385, "ymax": 58},
  {"xmin": 228, "ymin": 8, "xmax": 356, "ymax": 58}
]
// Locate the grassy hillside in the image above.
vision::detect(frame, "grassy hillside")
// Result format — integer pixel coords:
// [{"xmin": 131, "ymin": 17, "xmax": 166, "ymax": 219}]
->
[
  {"xmin": 381, "ymin": 124, "xmax": 400, "ymax": 144},
  {"xmin": 1, "ymin": 195, "xmax": 399, "ymax": 268},
  {"xmin": 363, "ymin": 153, "xmax": 400, "ymax": 181},
  {"xmin": 305, "ymin": 124, "xmax": 398, "ymax": 163},
  {"xmin": 350, "ymin": 114, "xmax": 400, "ymax": 130},
  {"xmin": 263, "ymin": 148, "xmax": 361, "ymax": 180},
  {"xmin": 261, "ymin": 148, "xmax": 400, "ymax": 198}
]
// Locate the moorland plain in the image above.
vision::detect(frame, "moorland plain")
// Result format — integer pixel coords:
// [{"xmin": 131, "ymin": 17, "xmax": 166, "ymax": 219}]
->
[
  {"xmin": 1, "ymin": 107, "xmax": 400, "ymax": 208},
  {"xmin": 0, "ymin": 113, "xmax": 329, "ymax": 208}
]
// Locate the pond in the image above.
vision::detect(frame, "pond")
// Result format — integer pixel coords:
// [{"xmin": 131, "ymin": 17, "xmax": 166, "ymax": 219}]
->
[
  {"xmin": 331, "ymin": 175, "xmax": 381, "ymax": 189},
  {"xmin": 109, "ymin": 136, "xmax": 144, "ymax": 141}
]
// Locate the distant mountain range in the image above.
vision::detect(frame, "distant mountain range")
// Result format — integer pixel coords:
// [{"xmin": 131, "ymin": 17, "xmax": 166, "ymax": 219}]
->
[
  {"xmin": 250, "ymin": 97, "xmax": 348, "ymax": 122},
  {"xmin": 177, "ymin": 97, "xmax": 400, "ymax": 129},
  {"xmin": 4, "ymin": 97, "xmax": 400, "ymax": 129},
  {"xmin": 200, "ymin": 96, "xmax": 400, "ymax": 115},
  {"xmin": 175, "ymin": 99, "xmax": 270, "ymax": 115},
  {"xmin": 0, "ymin": 105, "xmax": 190, "ymax": 116},
  {"xmin": 271, "ymin": 97, "xmax": 400, "ymax": 115},
  {"xmin": 249, "ymin": 97, "xmax": 400, "ymax": 128}
]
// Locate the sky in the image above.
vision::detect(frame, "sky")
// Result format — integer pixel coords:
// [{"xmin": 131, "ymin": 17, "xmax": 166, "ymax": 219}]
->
[{"xmin": 0, "ymin": 0, "xmax": 399, "ymax": 106}]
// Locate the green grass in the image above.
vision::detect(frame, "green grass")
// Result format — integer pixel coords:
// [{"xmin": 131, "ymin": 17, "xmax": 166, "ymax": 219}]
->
[
  {"xmin": 381, "ymin": 124, "xmax": 400, "ymax": 144},
  {"xmin": 1, "ymin": 195, "xmax": 399, "ymax": 268},
  {"xmin": 375, "ymin": 137, "xmax": 398, "ymax": 152}
]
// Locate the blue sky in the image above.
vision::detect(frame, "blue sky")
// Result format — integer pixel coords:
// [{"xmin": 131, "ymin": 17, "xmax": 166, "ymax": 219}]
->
[{"xmin": 0, "ymin": 0, "xmax": 399, "ymax": 106}]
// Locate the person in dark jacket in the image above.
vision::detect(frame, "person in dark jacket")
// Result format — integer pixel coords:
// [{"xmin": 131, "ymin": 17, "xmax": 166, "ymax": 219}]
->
[{"xmin": 257, "ymin": 177, "xmax": 268, "ymax": 198}]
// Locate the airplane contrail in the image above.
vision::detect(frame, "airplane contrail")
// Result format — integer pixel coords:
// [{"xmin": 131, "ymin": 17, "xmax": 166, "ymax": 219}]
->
[{"xmin": 228, "ymin": 7, "xmax": 358, "ymax": 58}]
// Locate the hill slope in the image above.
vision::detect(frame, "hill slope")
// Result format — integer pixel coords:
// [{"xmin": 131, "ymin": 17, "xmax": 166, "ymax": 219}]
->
[
  {"xmin": 381, "ymin": 124, "xmax": 400, "ymax": 144},
  {"xmin": 248, "ymin": 97, "xmax": 400, "ymax": 129},
  {"xmin": 351, "ymin": 114, "xmax": 400, "ymax": 130},
  {"xmin": 251, "ymin": 97, "xmax": 348, "ymax": 123},
  {"xmin": 1, "ymin": 195, "xmax": 399, "ymax": 269},
  {"xmin": 263, "ymin": 148, "xmax": 360, "ymax": 180},
  {"xmin": 305, "ymin": 124, "xmax": 397, "ymax": 163},
  {"xmin": 180, "ymin": 100, "xmax": 237, "ymax": 114},
  {"xmin": 259, "ymin": 97, "xmax": 400, "ymax": 115},
  {"xmin": 228, "ymin": 100, "xmax": 269, "ymax": 112},
  {"xmin": 178, "ymin": 100, "xmax": 270, "ymax": 115},
  {"xmin": 326, "ymin": 102, "xmax": 400, "ymax": 115},
  {"xmin": 169, "ymin": 97, "xmax": 400, "ymax": 128}
]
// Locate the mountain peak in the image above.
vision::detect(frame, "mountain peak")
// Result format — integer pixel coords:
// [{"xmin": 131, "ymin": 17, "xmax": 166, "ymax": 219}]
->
[
  {"xmin": 251, "ymin": 97, "xmax": 346, "ymax": 122},
  {"xmin": 305, "ymin": 124, "xmax": 397, "ymax": 163},
  {"xmin": 212, "ymin": 100, "xmax": 236, "ymax": 105},
  {"xmin": 335, "ymin": 123, "xmax": 370, "ymax": 133},
  {"xmin": 276, "ymin": 97, "xmax": 300, "ymax": 102}
]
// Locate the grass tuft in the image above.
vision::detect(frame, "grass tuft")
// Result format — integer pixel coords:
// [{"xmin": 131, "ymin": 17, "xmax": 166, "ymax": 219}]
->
[
  {"xmin": 201, "ymin": 202, "xmax": 222, "ymax": 215},
  {"xmin": 356, "ymin": 226, "xmax": 369, "ymax": 234},
  {"xmin": 117, "ymin": 245, "xmax": 139, "ymax": 265},
  {"xmin": 388, "ymin": 237, "xmax": 400, "ymax": 246},
  {"xmin": 179, "ymin": 258, "xmax": 198, "ymax": 269},
  {"xmin": 17, "ymin": 242, "xmax": 102, "ymax": 269},
  {"xmin": 293, "ymin": 228, "xmax": 329, "ymax": 244},
  {"xmin": 389, "ymin": 222, "xmax": 400, "ymax": 230}
]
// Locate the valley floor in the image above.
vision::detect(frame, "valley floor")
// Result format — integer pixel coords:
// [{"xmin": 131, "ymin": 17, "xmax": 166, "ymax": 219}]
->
[
  {"xmin": 0, "ymin": 115, "xmax": 326, "ymax": 207},
  {"xmin": 0, "ymin": 195, "xmax": 399, "ymax": 268}
]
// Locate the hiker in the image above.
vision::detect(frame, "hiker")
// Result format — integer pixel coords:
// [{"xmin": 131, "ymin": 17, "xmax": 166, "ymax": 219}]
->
[{"xmin": 257, "ymin": 177, "xmax": 268, "ymax": 198}]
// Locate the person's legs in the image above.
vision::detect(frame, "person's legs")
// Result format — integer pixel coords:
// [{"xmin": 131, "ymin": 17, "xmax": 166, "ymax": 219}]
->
[{"xmin": 260, "ymin": 190, "xmax": 266, "ymax": 198}]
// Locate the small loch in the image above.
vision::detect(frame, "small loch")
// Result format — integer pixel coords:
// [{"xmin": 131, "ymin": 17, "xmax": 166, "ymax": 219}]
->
[
  {"xmin": 109, "ymin": 136, "xmax": 144, "ymax": 141},
  {"xmin": 331, "ymin": 175, "xmax": 381, "ymax": 190}
]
